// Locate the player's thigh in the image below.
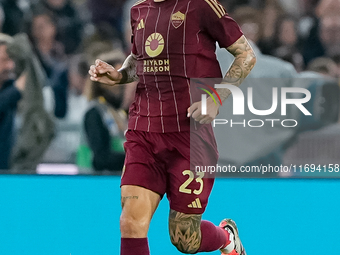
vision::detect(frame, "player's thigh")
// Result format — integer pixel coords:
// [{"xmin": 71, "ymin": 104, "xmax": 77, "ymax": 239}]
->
[
  {"xmin": 166, "ymin": 156, "xmax": 215, "ymax": 215},
  {"xmin": 165, "ymin": 131, "xmax": 217, "ymax": 215},
  {"xmin": 122, "ymin": 130, "xmax": 167, "ymax": 195},
  {"xmin": 166, "ymin": 159, "xmax": 213, "ymax": 253},
  {"xmin": 120, "ymin": 185, "xmax": 161, "ymax": 237}
]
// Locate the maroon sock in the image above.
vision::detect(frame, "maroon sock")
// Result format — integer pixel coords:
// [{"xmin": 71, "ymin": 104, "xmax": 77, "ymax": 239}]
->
[
  {"xmin": 198, "ymin": 220, "xmax": 230, "ymax": 252},
  {"xmin": 121, "ymin": 238, "xmax": 150, "ymax": 255}
]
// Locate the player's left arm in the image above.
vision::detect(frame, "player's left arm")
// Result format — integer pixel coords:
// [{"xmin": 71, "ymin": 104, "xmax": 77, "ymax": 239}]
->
[
  {"xmin": 217, "ymin": 35, "xmax": 256, "ymax": 100},
  {"xmin": 189, "ymin": 35, "xmax": 256, "ymax": 124}
]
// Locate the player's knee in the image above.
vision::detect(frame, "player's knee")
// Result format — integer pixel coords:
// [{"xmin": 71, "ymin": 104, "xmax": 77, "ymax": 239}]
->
[{"xmin": 120, "ymin": 212, "xmax": 150, "ymax": 237}]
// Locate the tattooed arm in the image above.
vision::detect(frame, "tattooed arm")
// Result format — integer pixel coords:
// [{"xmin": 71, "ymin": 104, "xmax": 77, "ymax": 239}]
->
[
  {"xmin": 89, "ymin": 53, "xmax": 138, "ymax": 86},
  {"xmin": 169, "ymin": 209, "xmax": 202, "ymax": 254},
  {"xmin": 188, "ymin": 35, "xmax": 256, "ymax": 124},
  {"xmin": 216, "ymin": 35, "xmax": 256, "ymax": 102}
]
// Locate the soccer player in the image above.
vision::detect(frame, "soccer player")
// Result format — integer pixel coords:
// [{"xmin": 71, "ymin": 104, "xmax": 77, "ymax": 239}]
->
[{"xmin": 88, "ymin": 0, "xmax": 256, "ymax": 254}]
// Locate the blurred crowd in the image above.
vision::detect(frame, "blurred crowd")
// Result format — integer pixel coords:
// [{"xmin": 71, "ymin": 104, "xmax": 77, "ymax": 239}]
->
[
  {"xmin": 0, "ymin": 0, "xmax": 339, "ymax": 174},
  {"xmin": 223, "ymin": 0, "xmax": 340, "ymax": 75}
]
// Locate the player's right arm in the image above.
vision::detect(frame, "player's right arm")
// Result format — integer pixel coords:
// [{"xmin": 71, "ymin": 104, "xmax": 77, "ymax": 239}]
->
[{"xmin": 88, "ymin": 53, "xmax": 138, "ymax": 86}]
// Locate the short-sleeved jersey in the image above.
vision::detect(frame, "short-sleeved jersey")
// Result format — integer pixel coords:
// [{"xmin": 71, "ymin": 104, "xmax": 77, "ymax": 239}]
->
[{"xmin": 129, "ymin": 0, "xmax": 243, "ymax": 133}]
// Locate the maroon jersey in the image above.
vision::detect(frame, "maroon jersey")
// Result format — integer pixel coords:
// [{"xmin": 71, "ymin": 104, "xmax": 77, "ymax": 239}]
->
[{"xmin": 129, "ymin": 0, "xmax": 243, "ymax": 132}]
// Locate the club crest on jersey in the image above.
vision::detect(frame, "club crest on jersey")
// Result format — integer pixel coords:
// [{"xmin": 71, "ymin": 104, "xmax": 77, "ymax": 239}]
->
[{"xmin": 171, "ymin": 11, "xmax": 185, "ymax": 29}]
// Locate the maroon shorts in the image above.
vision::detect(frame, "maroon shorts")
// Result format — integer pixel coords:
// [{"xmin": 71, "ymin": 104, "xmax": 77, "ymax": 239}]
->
[{"xmin": 121, "ymin": 130, "xmax": 218, "ymax": 214}]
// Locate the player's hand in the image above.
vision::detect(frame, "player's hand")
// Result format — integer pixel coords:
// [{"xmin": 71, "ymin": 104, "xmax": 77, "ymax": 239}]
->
[
  {"xmin": 187, "ymin": 97, "xmax": 220, "ymax": 124},
  {"xmin": 88, "ymin": 59, "xmax": 123, "ymax": 86}
]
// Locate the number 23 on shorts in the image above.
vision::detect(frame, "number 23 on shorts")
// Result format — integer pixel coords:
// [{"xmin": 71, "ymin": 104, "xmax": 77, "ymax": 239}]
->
[{"xmin": 179, "ymin": 170, "xmax": 205, "ymax": 195}]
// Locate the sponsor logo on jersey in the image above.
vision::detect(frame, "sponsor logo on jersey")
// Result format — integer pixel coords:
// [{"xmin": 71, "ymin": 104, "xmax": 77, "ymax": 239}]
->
[
  {"xmin": 137, "ymin": 19, "xmax": 145, "ymax": 30},
  {"xmin": 143, "ymin": 59, "xmax": 170, "ymax": 73},
  {"xmin": 171, "ymin": 11, "xmax": 185, "ymax": 29},
  {"xmin": 145, "ymin": 32, "xmax": 164, "ymax": 58}
]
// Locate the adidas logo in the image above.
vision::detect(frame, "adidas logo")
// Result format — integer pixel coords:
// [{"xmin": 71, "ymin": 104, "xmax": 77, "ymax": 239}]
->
[
  {"xmin": 188, "ymin": 198, "xmax": 202, "ymax": 209},
  {"xmin": 137, "ymin": 19, "xmax": 145, "ymax": 30}
]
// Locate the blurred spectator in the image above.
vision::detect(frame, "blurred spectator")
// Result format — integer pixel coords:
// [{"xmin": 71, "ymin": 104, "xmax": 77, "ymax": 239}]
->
[
  {"xmin": 0, "ymin": 34, "xmax": 25, "ymax": 170},
  {"xmin": 87, "ymin": 0, "xmax": 125, "ymax": 45},
  {"xmin": 5, "ymin": 33, "xmax": 55, "ymax": 171},
  {"xmin": 319, "ymin": 15, "xmax": 340, "ymax": 57},
  {"xmin": 30, "ymin": 11, "xmax": 66, "ymax": 64},
  {"xmin": 34, "ymin": 0, "xmax": 83, "ymax": 55},
  {"xmin": 278, "ymin": 0, "xmax": 303, "ymax": 17},
  {"xmin": 0, "ymin": 4, "xmax": 4, "ymax": 31},
  {"xmin": 301, "ymin": 0, "xmax": 321, "ymax": 16},
  {"xmin": 275, "ymin": 16, "xmax": 299, "ymax": 50},
  {"xmin": 331, "ymin": 53, "xmax": 340, "ymax": 77},
  {"xmin": 42, "ymin": 54, "xmax": 89, "ymax": 164},
  {"xmin": 71, "ymin": 0, "xmax": 91, "ymax": 25},
  {"xmin": 316, "ymin": 0, "xmax": 340, "ymax": 17},
  {"xmin": 301, "ymin": 0, "xmax": 340, "ymax": 65},
  {"xmin": 0, "ymin": 0, "xmax": 26, "ymax": 36},
  {"xmin": 81, "ymin": 50, "xmax": 127, "ymax": 172},
  {"xmin": 307, "ymin": 57, "xmax": 338, "ymax": 78},
  {"xmin": 257, "ymin": 0, "xmax": 285, "ymax": 55},
  {"xmin": 81, "ymin": 22, "xmax": 122, "ymax": 54},
  {"xmin": 57, "ymin": 53, "xmax": 88, "ymax": 127},
  {"xmin": 300, "ymin": 21, "xmax": 324, "ymax": 65},
  {"xmin": 273, "ymin": 16, "xmax": 304, "ymax": 71},
  {"xmin": 68, "ymin": 54, "xmax": 89, "ymax": 105},
  {"xmin": 229, "ymin": 6, "xmax": 262, "ymax": 46},
  {"xmin": 28, "ymin": 10, "xmax": 68, "ymax": 119},
  {"xmin": 223, "ymin": 0, "xmax": 302, "ymax": 16}
]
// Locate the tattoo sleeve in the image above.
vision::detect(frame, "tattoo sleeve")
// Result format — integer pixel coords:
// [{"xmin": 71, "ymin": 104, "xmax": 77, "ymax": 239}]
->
[
  {"xmin": 168, "ymin": 209, "xmax": 202, "ymax": 254},
  {"xmin": 118, "ymin": 53, "xmax": 139, "ymax": 84},
  {"xmin": 216, "ymin": 35, "xmax": 256, "ymax": 102}
]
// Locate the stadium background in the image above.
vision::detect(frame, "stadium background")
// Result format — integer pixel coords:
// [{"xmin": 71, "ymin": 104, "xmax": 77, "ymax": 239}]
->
[{"xmin": 1, "ymin": 0, "xmax": 340, "ymax": 254}]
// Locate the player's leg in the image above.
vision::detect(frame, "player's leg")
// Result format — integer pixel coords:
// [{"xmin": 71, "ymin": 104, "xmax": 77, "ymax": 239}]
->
[
  {"xmin": 168, "ymin": 209, "xmax": 233, "ymax": 254},
  {"xmin": 166, "ymin": 132, "xmax": 245, "ymax": 255},
  {"xmin": 168, "ymin": 209, "xmax": 245, "ymax": 255},
  {"xmin": 166, "ymin": 157, "xmax": 231, "ymax": 253},
  {"xmin": 120, "ymin": 185, "xmax": 161, "ymax": 237},
  {"xmin": 120, "ymin": 185, "xmax": 161, "ymax": 255},
  {"xmin": 120, "ymin": 130, "xmax": 167, "ymax": 255}
]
